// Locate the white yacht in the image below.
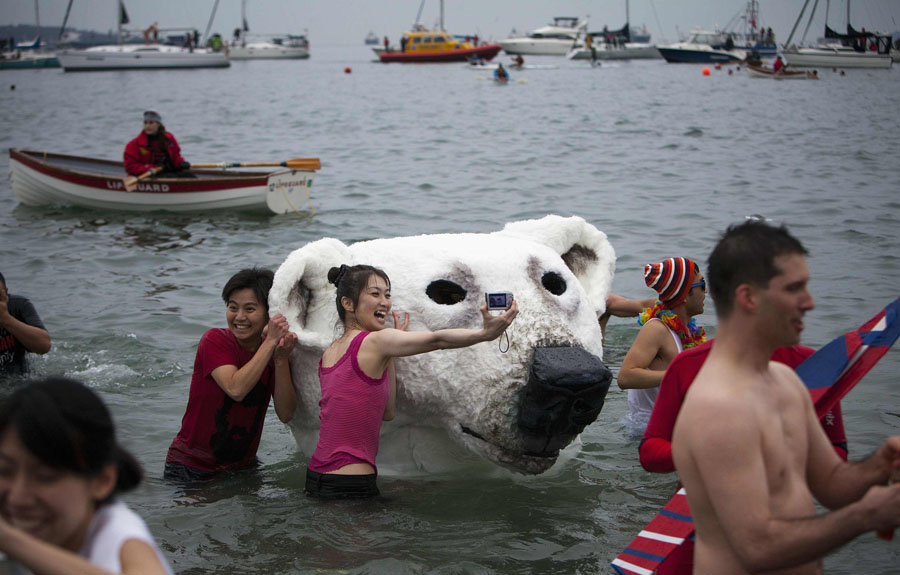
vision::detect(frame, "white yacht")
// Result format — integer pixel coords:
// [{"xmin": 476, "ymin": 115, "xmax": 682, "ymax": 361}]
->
[
  {"xmin": 229, "ymin": 35, "xmax": 309, "ymax": 60},
  {"xmin": 499, "ymin": 16, "xmax": 587, "ymax": 56}
]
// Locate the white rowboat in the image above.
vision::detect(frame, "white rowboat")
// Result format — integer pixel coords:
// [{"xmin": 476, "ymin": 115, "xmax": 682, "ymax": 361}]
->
[{"xmin": 9, "ymin": 149, "xmax": 318, "ymax": 215}]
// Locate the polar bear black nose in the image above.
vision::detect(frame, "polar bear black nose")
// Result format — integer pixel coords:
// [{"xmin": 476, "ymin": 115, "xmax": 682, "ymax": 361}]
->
[{"xmin": 517, "ymin": 347, "xmax": 612, "ymax": 457}]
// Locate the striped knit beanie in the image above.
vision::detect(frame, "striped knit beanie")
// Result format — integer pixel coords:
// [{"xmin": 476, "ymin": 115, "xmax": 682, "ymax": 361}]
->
[{"xmin": 644, "ymin": 257, "xmax": 697, "ymax": 308}]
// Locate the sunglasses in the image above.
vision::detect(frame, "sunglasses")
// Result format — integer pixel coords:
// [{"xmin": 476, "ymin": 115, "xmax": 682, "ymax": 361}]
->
[{"xmin": 691, "ymin": 280, "xmax": 706, "ymax": 292}]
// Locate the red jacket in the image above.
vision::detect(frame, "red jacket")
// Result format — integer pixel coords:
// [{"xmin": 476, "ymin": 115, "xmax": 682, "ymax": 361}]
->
[
  {"xmin": 123, "ymin": 130, "xmax": 187, "ymax": 175},
  {"xmin": 639, "ymin": 340, "xmax": 848, "ymax": 473}
]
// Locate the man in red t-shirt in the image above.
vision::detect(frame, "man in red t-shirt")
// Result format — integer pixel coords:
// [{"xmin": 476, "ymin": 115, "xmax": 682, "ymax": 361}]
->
[{"xmin": 165, "ymin": 268, "xmax": 297, "ymax": 481}]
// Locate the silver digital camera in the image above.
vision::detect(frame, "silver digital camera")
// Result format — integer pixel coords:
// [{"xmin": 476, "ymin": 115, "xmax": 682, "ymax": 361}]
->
[{"xmin": 485, "ymin": 292, "xmax": 514, "ymax": 310}]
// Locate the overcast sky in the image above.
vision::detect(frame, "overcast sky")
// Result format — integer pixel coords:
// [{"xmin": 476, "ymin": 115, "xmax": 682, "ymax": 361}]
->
[{"xmin": 5, "ymin": 1, "xmax": 900, "ymax": 45}]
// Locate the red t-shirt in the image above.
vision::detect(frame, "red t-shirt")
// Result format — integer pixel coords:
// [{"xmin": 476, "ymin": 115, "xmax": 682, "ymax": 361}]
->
[
  {"xmin": 166, "ymin": 328, "xmax": 275, "ymax": 472},
  {"xmin": 640, "ymin": 341, "xmax": 848, "ymax": 575},
  {"xmin": 639, "ymin": 340, "xmax": 848, "ymax": 473}
]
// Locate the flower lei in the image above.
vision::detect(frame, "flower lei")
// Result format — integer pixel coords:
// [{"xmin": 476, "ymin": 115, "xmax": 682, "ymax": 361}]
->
[{"xmin": 637, "ymin": 300, "xmax": 707, "ymax": 350}]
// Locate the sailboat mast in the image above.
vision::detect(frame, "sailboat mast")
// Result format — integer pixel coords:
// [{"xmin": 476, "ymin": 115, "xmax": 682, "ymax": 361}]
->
[
  {"xmin": 204, "ymin": 0, "xmax": 220, "ymax": 46},
  {"xmin": 58, "ymin": 0, "xmax": 73, "ymax": 42},
  {"xmin": 117, "ymin": 0, "xmax": 123, "ymax": 46},
  {"xmin": 785, "ymin": 0, "xmax": 812, "ymax": 46},
  {"xmin": 34, "ymin": 0, "xmax": 41, "ymax": 34},
  {"xmin": 440, "ymin": 0, "xmax": 444, "ymax": 31},
  {"xmin": 626, "ymin": 0, "xmax": 630, "ymax": 28}
]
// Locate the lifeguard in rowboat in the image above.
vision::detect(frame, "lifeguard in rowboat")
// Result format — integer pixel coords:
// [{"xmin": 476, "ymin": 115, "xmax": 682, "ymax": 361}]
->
[{"xmin": 124, "ymin": 110, "xmax": 195, "ymax": 178}]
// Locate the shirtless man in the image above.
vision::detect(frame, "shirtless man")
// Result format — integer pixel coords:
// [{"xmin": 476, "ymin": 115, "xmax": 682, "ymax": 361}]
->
[
  {"xmin": 672, "ymin": 221, "xmax": 900, "ymax": 574},
  {"xmin": 618, "ymin": 257, "xmax": 706, "ymax": 430}
]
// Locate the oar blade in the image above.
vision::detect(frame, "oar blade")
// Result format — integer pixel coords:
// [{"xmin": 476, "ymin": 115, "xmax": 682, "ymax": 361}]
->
[{"xmin": 283, "ymin": 158, "xmax": 321, "ymax": 171}]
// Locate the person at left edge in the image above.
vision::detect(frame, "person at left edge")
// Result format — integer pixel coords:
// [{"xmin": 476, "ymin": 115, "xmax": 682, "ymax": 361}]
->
[
  {"xmin": 0, "ymin": 271, "xmax": 51, "ymax": 376},
  {"xmin": 123, "ymin": 110, "xmax": 194, "ymax": 178},
  {"xmin": 164, "ymin": 268, "xmax": 298, "ymax": 482}
]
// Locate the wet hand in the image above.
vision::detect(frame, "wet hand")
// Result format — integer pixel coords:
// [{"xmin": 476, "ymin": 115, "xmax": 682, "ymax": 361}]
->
[
  {"xmin": 480, "ymin": 300, "xmax": 518, "ymax": 339},
  {"xmin": 266, "ymin": 312, "xmax": 291, "ymax": 343},
  {"xmin": 274, "ymin": 331, "xmax": 297, "ymax": 361}
]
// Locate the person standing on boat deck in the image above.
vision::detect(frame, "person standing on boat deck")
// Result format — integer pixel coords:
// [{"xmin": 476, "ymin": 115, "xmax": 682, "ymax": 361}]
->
[
  {"xmin": 0, "ymin": 271, "xmax": 51, "ymax": 376},
  {"xmin": 617, "ymin": 257, "xmax": 706, "ymax": 433},
  {"xmin": 164, "ymin": 268, "xmax": 298, "ymax": 482},
  {"xmin": 305, "ymin": 264, "xmax": 517, "ymax": 499},
  {"xmin": 123, "ymin": 110, "xmax": 193, "ymax": 178},
  {"xmin": 0, "ymin": 377, "xmax": 173, "ymax": 574},
  {"xmin": 673, "ymin": 221, "xmax": 900, "ymax": 574}
]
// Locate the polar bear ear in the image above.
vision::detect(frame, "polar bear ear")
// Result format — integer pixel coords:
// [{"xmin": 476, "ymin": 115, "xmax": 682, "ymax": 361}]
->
[
  {"xmin": 499, "ymin": 215, "xmax": 616, "ymax": 314},
  {"xmin": 270, "ymin": 237, "xmax": 351, "ymax": 349}
]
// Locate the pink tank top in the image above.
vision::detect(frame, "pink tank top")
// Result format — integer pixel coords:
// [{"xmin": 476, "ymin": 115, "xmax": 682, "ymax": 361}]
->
[{"xmin": 308, "ymin": 331, "xmax": 389, "ymax": 474}]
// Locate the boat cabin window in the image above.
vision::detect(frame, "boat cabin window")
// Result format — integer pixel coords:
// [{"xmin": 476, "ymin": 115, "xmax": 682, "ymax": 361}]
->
[{"xmin": 412, "ymin": 37, "xmax": 421, "ymax": 44}]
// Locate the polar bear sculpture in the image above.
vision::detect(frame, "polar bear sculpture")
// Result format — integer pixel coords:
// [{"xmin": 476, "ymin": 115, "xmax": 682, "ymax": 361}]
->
[{"xmin": 270, "ymin": 215, "xmax": 616, "ymax": 475}]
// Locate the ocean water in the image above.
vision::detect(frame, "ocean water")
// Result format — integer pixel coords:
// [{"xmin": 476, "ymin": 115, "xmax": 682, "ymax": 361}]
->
[{"xmin": 1, "ymin": 45, "xmax": 899, "ymax": 574}]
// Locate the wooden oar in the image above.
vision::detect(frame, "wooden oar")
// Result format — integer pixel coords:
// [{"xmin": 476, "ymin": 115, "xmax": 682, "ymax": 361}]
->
[
  {"xmin": 190, "ymin": 158, "xmax": 321, "ymax": 171},
  {"xmin": 123, "ymin": 166, "xmax": 161, "ymax": 192}
]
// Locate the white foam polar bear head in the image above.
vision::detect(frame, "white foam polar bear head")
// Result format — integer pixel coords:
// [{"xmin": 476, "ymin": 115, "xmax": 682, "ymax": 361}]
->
[{"xmin": 270, "ymin": 215, "xmax": 616, "ymax": 475}]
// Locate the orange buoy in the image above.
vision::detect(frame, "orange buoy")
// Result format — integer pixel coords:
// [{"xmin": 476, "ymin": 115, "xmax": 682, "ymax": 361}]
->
[
  {"xmin": 344, "ymin": 67, "xmax": 352, "ymax": 74},
  {"xmin": 702, "ymin": 67, "xmax": 711, "ymax": 76}
]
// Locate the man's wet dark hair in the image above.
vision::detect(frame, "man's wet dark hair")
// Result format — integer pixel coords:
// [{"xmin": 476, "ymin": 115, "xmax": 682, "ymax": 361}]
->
[
  {"xmin": 0, "ymin": 377, "xmax": 142, "ymax": 504},
  {"xmin": 221, "ymin": 268, "xmax": 274, "ymax": 314},
  {"xmin": 707, "ymin": 220, "xmax": 808, "ymax": 318},
  {"xmin": 328, "ymin": 264, "xmax": 391, "ymax": 324}
]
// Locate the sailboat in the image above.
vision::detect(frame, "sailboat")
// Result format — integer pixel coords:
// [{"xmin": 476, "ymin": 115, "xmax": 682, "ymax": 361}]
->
[
  {"xmin": 566, "ymin": 0, "xmax": 660, "ymax": 61},
  {"xmin": 56, "ymin": 0, "xmax": 230, "ymax": 71},
  {"xmin": 0, "ymin": 0, "xmax": 60, "ymax": 69},
  {"xmin": 227, "ymin": 0, "xmax": 310, "ymax": 60},
  {"xmin": 782, "ymin": 0, "xmax": 892, "ymax": 68}
]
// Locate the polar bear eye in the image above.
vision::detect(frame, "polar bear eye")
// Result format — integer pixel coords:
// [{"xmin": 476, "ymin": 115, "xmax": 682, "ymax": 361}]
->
[
  {"xmin": 541, "ymin": 271, "xmax": 567, "ymax": 296},
  {"xmin": 426, "ymin": 280, "xmax": 467, "ymax": 305}
]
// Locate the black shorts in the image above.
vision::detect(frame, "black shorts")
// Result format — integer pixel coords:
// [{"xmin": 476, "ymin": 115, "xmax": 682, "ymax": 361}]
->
[
  {"xmin": 164, "ymin": 461, "xmax": 217, "ymax": 482},
  {"xmin": 304, "ymin": 468, "xmax": 379, "ymax": 499}
]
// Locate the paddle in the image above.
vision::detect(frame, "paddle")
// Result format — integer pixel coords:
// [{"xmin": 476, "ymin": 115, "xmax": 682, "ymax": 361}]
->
[
  {"xmin": 190, "ymin": 158, "xmax": 321, "ymax": 171},
  {"xmin": 123, "ymin": 166, "xmax": 161, "ymax": 192}
]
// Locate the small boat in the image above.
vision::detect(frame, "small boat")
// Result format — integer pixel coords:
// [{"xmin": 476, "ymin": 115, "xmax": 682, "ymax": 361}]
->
[
  {"xmin": 9, "ymin": 149, "xmax": 319, "ymax": 215},
  {"xmin": 227, "ymin": 1, "xmax": 309, "ymax": 60},
  {"xmin": 379, "ymin": 25, "xmax": 501, "ymax": 63},
  {"xmin": 365, "ymin": 31, "xmax": 379, "ymax": 45},
  {"xmin": 0, "ymin": 45, "xmax": 60, "ymax": 69},
  {"xmin": 499, "ymin": 16, "xmax": 587, "ymax": 56},
  {"xmin": 746, "ymin": 63, "xmax": 813, "ymax": 79},
  {"xmin": 657, "ymin": 30, "xmax": 746, "ymax": 64},
  {"xmin": 569, "ymin": 2, "xmax": 660, "ymax": 61},
  {"xmin": 0, "ymin": 0, "xmax": 59, "ymax": 70},
  {"xmin": 782, "ymin": 0, "xmax": 893, "ymax": 69},
  {"xmin": 56, "ymin": 0, "xmax": 229, "ymax": 71},
  {"xmin": 229, "ymin": 35, "xmax": 309, "ymax": 60},
  {"xmin": 57, "ymin": 44, "xmax": 229, "ymax": 71}
]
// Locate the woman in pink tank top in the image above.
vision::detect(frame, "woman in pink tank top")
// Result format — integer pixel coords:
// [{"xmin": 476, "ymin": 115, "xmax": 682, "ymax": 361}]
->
[{"xmin": 305, "ymin": 264, "xmax": 518, "ymax": 499}]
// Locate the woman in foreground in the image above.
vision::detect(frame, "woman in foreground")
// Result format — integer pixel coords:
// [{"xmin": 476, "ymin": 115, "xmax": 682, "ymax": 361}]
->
[{"xmin": 0, "ymin": 377, "xmax": 173, "ymax": 574}]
